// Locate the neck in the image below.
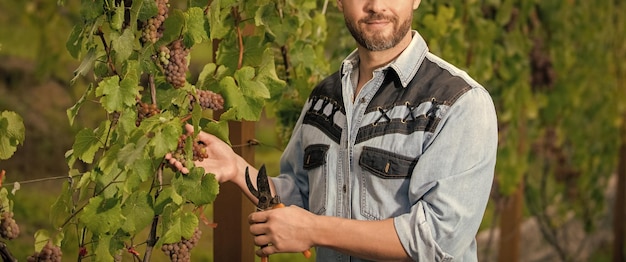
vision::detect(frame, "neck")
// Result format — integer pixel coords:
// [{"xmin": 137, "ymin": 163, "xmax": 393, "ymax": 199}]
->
[{"xmin": 355, "ymin": 31, "xmax": 413, "ymax": 96}]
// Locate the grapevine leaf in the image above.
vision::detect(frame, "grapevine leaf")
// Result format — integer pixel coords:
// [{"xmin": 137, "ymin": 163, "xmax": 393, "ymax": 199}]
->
[
  {"xmin": 80, "ymin": 0, "xmax": 103, "ymax": 21},
  {"xmin": 117, "ymin": 135, "xmax": 149, "ymax": 167},
  {"xmin": 98, "ymin": 143, "xmax": 121, "ymax": 178},
  {"xmin": 93, "ymin": 234, "xmax": 117, "ymax": 262},
  {"xmin": 95, "ymin": 74, "xmax": 138, "ymax": 113},
  {"xmin": 72, "ymin": 128, "xmax": 103, "ymax": 164},
  {"xmin": 208, "ymin": 0, "xmax": 232, "ymax": 40},
  {"xmin": 111, "ymin": 4, "xmax": 125, "ymax": 31},
  {"xmin": 112, "ymin": 29, "xmax": 135, "ymax": 64},
  {"xmin": 121, "ymin": 190, "xmax": 154, "ymax": 233},
  {"xmin": 217, "ymin": 35, "xmax": 266, "ymax": 71},
  {"xmin": 255, "ymin": 5, "xmax": 299, "ymax": 46},
  {"xmin": 218, "ymin": 76, "xmax": 264, "ymax": 121},
  {"xmin": 67, "ymin": 83, "xmax": 94, "ymax": 125},
  {"xmin": 154, "ymin": 187, "xmax": 183, "ymax": 214},
  {"xmin": 33, "ymin": 229, "xmax": 52, "ymax": 253},
  {"xmin": 76, "ymin": 170, "xmax": 93, "ymax": 190},
  {"xmin": 159, "ymin": 9, "xmax": 186, "ymax": 45},
  {"xmin": 0, "ymin": 188, "xmax": 9, "ymax": 213},
  {"xmin": 123, "ymin": 158, "xmax": 155, "ymax": 193},
  {"xmin": 150, "ymin": 119, "xmax": 182, "ymax": 158},
  {"xmin": 66, "ymin": 25, "xmax": 84, "ymax": 59},
  {"xmin": 79, "ymin": 195, "xmax": 125, "ymax": 235},
  {"xmin": 257, "ymin": 48, "xmax": 287, "ymax": 99},
  {"xmin": 235, "ymin": 66, "xmax": 270, "ymax": 99},
  {"xmin": 185, "ymin": 7, "xmax": 209, "ymax": 45},
  {"xmin": 50, "ymin": 181, "xmax": 73, "ymax": 228},
  {"xmin": 0, "ymin": 111, "xmax": 25, "ymax": 160},
  {"xmin": 172, "ymin": 168, "xmax": 219, "ymax": 206},
  {"xmin": 128, "ymin": 0, "xmax": 144, "ymax": 29},
  {"xmin": 136, "ymin": 0, "xmax": 157, "ymax": 21},
  {"xmin": 201, "ymin": 120, "xmax": 230, "ymax": 146},
  {"xmin": 196, "ymin": 63, "xmax": 220, "ymax": 91},
  {"xmin": 158, "ymin": 204, "xmax": 199, "ymax": 245}
]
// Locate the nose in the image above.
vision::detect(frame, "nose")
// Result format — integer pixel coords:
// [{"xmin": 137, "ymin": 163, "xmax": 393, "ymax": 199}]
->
[{"xmin": 364, "ymin": 0, "xmax": 387, "ymax": 13}]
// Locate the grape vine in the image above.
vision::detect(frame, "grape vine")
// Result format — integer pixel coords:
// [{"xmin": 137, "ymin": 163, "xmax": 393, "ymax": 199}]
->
[{"xmin": 49, "ymin": 0, "xmax": 294, "ymax": 260}]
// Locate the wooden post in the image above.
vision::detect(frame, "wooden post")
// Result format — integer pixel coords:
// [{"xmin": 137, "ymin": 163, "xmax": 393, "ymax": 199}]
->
[
  {"xmin": 213, "ymin": 120, "xmax": 256, "ymax": 261},
  {"xmin": 497, "ymin": 182, "xmax": 523, "ymax": 262},
  {"xmin": 614, "ymin": 114, "xmax": 626, "ymax": 262}
]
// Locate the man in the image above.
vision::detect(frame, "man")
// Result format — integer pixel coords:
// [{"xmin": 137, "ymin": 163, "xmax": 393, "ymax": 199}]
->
[{"xmin": 176, "ymin": 0, "xmax": 498, "ymax": 260}]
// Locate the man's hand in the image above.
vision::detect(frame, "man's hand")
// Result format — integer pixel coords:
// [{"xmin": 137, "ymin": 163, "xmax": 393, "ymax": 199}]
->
[
  {"xmin": 248, "ymin": 205, "xmax": 316, "ymax": 257},
  {"xmin": 165, "ymin": 124, "xmax": 248, "ymax": 183}
]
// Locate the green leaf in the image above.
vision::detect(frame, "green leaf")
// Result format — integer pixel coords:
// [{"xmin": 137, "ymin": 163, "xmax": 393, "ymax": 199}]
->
[
  {"xmin": 154, "ymin": 187, "xmax": 183, "ymax": 214},
  {"xmin": 71, "ymin": 47, "xmax": 98, "ymax": 84},
  {"xmin": 112, "ymin": 29, "xmax": 135, "ymax": 64},
  {"xmin": 93, "ymin": 234, "xmax": 117, "ymax": 262},
  {"xmin": 121, "ymin": 190, "xmax": 154, "ymax": 233},
  {"xmin": 123, "ymin": 158, "xmax": 155, "ymax": 193},
  {"xmin": 196, "ymin": 63, "xmax": 219, "ymax": 90},
  {"xmin": 117, "ymin": 135, "xmax": 149, "ymax": 167},
  {"xmin": 150, "ymin": 119, "xmax": 182, "ymax": 157},
  {"xmin": 185, "ymin": 7, "xmax": 209, "ymax": 45},
  {"xmin": 33, "ymin": 229, "xmax": 52, "ymax": 253},
  {"xmin": 137, "ymin": 0, "xmax": 157, "ymax": 21},
  {"xmin": 95, "ymin": 73, "xmax": 138, "ymax": 113},
  {"xmin": 67, "ymin": 83, "xmax": 94, "ymax": 125},
  {"xmin": 72, "ymin": 128, "xmax": 103, "ymax": 164},
  {"xmin": 111, "ymin": 4, "xmax": 125, "ymax": 31},
  {"xmin": 235, "ymin": 66, "xmax": 270, "ymax": 99},
  {"xmin": 208, "ymin": 0, "xmax": 234, "ymax": 40},
  {"xmin": 201, "ymin": 120, "xmax": 230, "ymax": 145},
  {"xmin": 172, "ymin": 168, "xmax": 219, "ymax": 206},
  {"xmin": 257, "ymin": 48, "xmax": 286, "ymax": 99},
  {"xmin": 80, "ymin": 0, "xmax": 103, "ymax": 21},
  {"xmin": 79, "ymin": 195, "xmax": 125, "ymax": 235},
  {"xmin": 0, "ymin": 111, "xmax": 25, "ymax": 160},
  {"xmin": 218, "ymin": 76, "xmax": 265, "ymax": 121},
  {"xmin": 158, "ymin": 204, "xmax": 199, "ymax": 245},
  {"xmin": 50, "ymin": 181, "xmax": 73, "ymax": 228},
  {"xmin": 159, "ymin": 9, "xmax": 186, "ymax": 45},
  {"xmin": 66, "ymin": 25, "xmax": 84, "ymax": 59}
]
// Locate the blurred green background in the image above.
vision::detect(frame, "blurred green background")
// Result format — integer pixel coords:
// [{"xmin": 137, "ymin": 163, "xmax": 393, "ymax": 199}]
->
[{"xmin": 1, "ymin": 0, "xmax": 625, "ymax": 261}]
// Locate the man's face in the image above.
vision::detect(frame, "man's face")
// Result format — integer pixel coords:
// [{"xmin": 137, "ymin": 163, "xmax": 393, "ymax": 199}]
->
[{"xmin": 339, "ymin": 0, "xmax": 420, "ymax": 51}]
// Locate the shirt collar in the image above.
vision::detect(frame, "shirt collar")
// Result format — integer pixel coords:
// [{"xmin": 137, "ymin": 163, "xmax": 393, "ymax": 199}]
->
[{"xmin": 340, "ymin": 30, "xmax": 429, "ymax": 88}]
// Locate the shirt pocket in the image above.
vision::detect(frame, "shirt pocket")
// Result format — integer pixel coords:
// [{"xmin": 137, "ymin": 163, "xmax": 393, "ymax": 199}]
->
[
  {"xmin": 358, "ymin": 146, "xmax": 416, "ymax": 219},
  {"xmin": 303, "ymin": 144, "xmax": 329, "ymax": 215},
  {"xmin": 359, "ymin": 146, "xmax": 416, "ymax": 179}
]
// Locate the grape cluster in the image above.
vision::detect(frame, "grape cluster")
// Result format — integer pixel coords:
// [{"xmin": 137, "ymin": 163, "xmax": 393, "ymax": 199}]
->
[
  {"xmin": 26, "ymin": 241, "xmax": 62, "ymax": 262},
  {"xmin": 161, "ymin": 227, "xmax": 202, "ymax": 262},
  {"xmin": 189, "ymin": 90, "xmax": 225, "ymax": 111},
  {"xmin": 0, "ymin": 212, "xmax": 19, "ymax": 240},
  {"xmin": 141, "ymin": 0, "xmax": 169, "ymax": 44},
  {"xmin": 136, "ymin": 101, "xmax": 160, "ymax": 127},
  {"xmin": 166, "ymin": 130, "xmax": 209, "ymax": 174},
  {"xmin": 158, "ymin": 40, "xmax": 189, "ymax": 88}
]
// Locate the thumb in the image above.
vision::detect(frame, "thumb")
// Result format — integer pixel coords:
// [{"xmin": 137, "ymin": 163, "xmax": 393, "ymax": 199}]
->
[{"xmin": 256, "ymin": 245, "xmax": 278, "ymax": 257}]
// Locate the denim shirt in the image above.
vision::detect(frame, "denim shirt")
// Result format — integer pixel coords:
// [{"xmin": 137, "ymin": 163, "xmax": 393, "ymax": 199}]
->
[{"xmin": 272, "ymin": 31, "xmax": 498, "ymax": 261}]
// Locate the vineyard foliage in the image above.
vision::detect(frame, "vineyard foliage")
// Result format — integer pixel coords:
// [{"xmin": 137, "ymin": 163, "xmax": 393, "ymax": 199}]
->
[
  {"xmin": 39, "ymin": 0, "xmax": 331, "ymax": 260},
  {"xmin": 0, "ymin": 0, "xmax": 624, "ymax": 260}
]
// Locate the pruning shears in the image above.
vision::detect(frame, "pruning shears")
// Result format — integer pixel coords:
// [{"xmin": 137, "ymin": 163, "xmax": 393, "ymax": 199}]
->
[{"xmin": 245, "ymin": 165, "xmax": 312, "ymax": 261}]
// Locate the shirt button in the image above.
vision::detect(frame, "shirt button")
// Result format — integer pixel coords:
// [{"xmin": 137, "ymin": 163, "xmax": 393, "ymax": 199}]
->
[
  {"xmin": 343, "ymin": 185, "xmax": 347, "ymax": 193},
  {"xmin": 360, "ymin": 97, "xmax": 366, "ymax": 103}
]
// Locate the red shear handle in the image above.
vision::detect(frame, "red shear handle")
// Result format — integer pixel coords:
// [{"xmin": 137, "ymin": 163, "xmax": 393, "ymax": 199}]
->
[{"xmin": 260, "ymin": 203, "xmax": 312, "ymax": 261}]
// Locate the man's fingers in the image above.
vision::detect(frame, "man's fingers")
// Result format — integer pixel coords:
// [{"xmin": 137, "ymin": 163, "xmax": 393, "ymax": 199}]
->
[
  {"xmin": 256, "ymin": 245, "xmax": 277, "ymax": 257},
  {"xmin": 248, "ymin": 211, "xmax": 269, "ymax": 225}
]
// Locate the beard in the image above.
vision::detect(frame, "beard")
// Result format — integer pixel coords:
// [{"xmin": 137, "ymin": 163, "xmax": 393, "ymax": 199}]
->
[{"xmin": 345, "ymin": 12, "xmax": 413, "ymax": 51}]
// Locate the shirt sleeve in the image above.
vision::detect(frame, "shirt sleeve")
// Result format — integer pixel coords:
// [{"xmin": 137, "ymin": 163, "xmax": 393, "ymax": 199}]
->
[
  {"xmin": 394, "ymin": 87, "xmax": 498, "ymax": 261},
  {"xmin": 271, "ymin": 104, "xmax": 309, "ymax": 208}
]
